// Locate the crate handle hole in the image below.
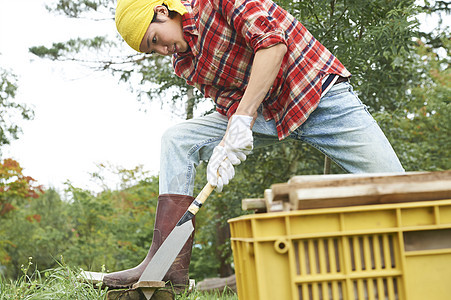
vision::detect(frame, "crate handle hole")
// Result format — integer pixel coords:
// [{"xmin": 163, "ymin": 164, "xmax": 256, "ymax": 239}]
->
[{"xmin": 275, "ymin": 239, "xmax": 289, "ymax": 254}]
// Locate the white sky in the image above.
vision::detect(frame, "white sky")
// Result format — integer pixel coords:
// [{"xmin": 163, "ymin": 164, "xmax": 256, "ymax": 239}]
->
[
  {"xmin": 0, "ymin": 0, "xmax": 447, "ymax": 193},
  {"xmin": 0, "ymin": 0, "xmax": 186, "ymax": 192}
]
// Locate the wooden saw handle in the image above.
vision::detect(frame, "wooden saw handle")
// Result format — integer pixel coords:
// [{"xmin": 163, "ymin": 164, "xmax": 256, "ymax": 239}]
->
[{"xmin": 176, "ymin": 183, "xmax": 215, "ymax": 226}]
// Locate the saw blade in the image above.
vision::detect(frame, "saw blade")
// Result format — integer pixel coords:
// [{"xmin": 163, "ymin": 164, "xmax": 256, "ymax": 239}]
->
[{"xmin": 139, "ymin": 220, "xmax": 194, "ymax": 282}]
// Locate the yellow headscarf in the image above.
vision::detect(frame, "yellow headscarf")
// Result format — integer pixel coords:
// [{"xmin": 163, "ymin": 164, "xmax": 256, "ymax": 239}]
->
[{"xmin": 115, "ymin": 0, "xmax": 188, "ymax": 52}]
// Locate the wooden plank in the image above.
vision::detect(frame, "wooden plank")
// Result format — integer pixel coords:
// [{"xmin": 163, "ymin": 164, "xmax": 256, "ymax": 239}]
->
[
  {"xmin": 132, "ymin": 281, "xmax": 165, "ymax": 289},
  {"xmin": 283, "ymin": 201, "xmax": 294, "ymax": 212},
  {"xmin": 132, "ymin": 280, "xmax": 165, "ymax": 300},
  {"xmin": 269, "ymin": 200, "xmax": 284, "ymax": 212},
  {"xmin": 196, "ymin": 274, "xmax": 236, "ymax": 292},
  {"xmin": 288, "ymin": 172, "xmax": 431, "ymax": 184},
  {"xmin": 264, "ymin": 189, "xmax": 274, "ymax": 212},
  {"xmin": 289, "ymin": 180, "xmax": 451, "ymax": 209},
  {"xmin": 241, "ymin": 198, "xmax": 266, "ymax": 212},
  {"xmin": 272, "ymin": 171, "xmax": 449, "ymax": 202},
  {"xmin": 78, "ymin": 270, "xmax": 105, "ymax": 284},
  {"xmin": 241, "ymin": 197, "xmax": 291, "ymax": 213},
  {"xmin": 107, "ymin": 288, "xmax": 174, "ymax": 300}
]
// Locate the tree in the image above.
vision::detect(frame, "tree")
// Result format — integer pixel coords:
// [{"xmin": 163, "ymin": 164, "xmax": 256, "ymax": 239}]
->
[
  {"xmin": 278, "ymin": 0, "xmax": 420, "ymax": 112},
  {"xmin": 0, "ymin": 159, "xmax": 43, "ymax": 217},
  {"xmin": 0, "ymin": 69, "xmax": 34, "ymax": 151},
  {"xmin": 376, "ymin": 37, "xmax": 451, "ymax": 171},
  {"xmin": 0, "ymin": 159, "xmax": 44, "ymax": 278},
  {"xmin": 70, "ymin": 164, "xmax": 160, "ymax": 272}
]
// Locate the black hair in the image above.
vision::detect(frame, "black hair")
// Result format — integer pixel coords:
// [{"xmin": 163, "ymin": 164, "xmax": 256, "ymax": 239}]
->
[{"xmin": 151, "ymin": 4, "xmax": 177, "ymax": 23}]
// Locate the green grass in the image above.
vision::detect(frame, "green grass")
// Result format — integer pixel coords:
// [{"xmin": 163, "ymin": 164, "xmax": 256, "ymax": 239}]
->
[
  {"xmin": 0, "ymin": 259, "xmax": 237, "ymax": 300},
  {"xmin": 0, "ymin": 258, "xmax": 106, "ymax": 300}
]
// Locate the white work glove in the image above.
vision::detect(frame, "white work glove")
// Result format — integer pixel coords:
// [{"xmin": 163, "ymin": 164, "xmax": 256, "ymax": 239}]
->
[
  {"xmin": 223, "ymin": 115, "xmax": 254, "ymax": 165},
  {"xmin": 207, "ymin": 145, "xmax": 235, "ymax": 192}
]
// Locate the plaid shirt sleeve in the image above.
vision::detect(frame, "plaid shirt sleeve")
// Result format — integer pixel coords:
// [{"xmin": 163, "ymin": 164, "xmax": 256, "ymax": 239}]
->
[
  {"xmin": 199, "ymin": 84, "xmax": 241, "ymax": 118},
  {"xmin": 210, "ymin": 0, "xmax": 287, "ymax": 52}
]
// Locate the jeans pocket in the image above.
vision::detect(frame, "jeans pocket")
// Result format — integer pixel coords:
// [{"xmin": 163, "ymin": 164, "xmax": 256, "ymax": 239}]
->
[{"xmin": 348, "ymin": 89, "xmax": 376, "ymax": 121}]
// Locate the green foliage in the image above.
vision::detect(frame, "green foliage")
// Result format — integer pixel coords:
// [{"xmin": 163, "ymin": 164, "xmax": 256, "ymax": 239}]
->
[
  {"xmin": 0, "ymin": 164, "xmax": 160, "ymax": 279},
  {"xmin": 276, "ymin": 0, "xmax": 421, "ymax": 112},
  {"xmin": 63, "ymin": 185, "xmax": 116, "ymax": 270},
  {"xmin": 375, "ymin": 37, "xmax": 451, "ymax": 171},
  {"xmin": 45, "ymin": 0, "xmax": 115, "ymax": 18},
  {"xmin": 29, "ymin": 37, "xmax": 116, "ymax": 63},
  {"xmin": 60, "ymin": 174, "xmax": 160, "ymax": 273},
  {"xmin": 0, "ymin": 159, "xmax": 45, "ymax": 277},
  {"xmin": 0, "ymin": 185, "xmax": 60, "ymax": 279},
  {"xmin": 116, "ymin": 54, "xmax": 206, "ymax": 119},
  {"xmin": 420, "ymin": 0, "xmax": 451, "ymax": 14},
  {"xmin": 0, "ymin": 69, "xmax": 34, "ymax": 150}
]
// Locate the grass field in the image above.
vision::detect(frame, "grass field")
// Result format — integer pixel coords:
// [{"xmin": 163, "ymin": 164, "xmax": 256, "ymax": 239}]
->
[{"xmin": 0, "ymin": 260, "xmax": 238, "ymax": 300}]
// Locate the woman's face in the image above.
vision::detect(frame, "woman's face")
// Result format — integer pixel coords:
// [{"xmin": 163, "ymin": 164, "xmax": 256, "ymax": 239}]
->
[{"xmin": 139, "ymin": 5, "xmax": 188, "ymax": 55}]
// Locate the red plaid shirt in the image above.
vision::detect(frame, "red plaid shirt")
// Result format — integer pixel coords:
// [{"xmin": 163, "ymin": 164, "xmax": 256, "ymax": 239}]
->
[{"xmin": 173, "ymin": 0, "xmax": 351, "ymax": 140}]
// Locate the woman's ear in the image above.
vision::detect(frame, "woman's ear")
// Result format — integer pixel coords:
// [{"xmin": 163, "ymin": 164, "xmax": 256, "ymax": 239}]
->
[{"xmin": 154, "ymin": 5, "xmax": 169, "ymax": 17}]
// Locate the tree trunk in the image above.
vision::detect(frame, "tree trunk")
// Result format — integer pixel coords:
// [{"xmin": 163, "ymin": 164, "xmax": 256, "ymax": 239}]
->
[
  {"xmin": 215, "ymin": 220, "xmax": 234, "ymax": 277},
  {"xmin": 185, "ymin": 87, "xmax": 195, "ymax": 120}
]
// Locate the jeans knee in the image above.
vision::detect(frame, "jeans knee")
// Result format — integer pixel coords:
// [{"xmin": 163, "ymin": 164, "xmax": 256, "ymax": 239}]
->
[{"xmin": 161, "ymin": 123, "xmax": 185, "ymax": 151}]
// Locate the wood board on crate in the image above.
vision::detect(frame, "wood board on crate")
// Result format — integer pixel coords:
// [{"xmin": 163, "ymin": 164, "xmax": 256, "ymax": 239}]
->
[{"xmin": 242, "ymin": 171, "xmax": 451, "ymax": 213}]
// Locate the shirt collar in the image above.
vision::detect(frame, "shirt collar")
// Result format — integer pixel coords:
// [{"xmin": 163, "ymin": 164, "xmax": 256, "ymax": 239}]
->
[{"xmin": 179, "ymin": 1, "xmax": 198, "ymax": 56}]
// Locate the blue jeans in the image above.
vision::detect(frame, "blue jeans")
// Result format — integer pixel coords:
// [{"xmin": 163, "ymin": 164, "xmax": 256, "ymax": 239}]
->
[{"xmin": 159, "ymin": 82, "xmax": 404, "ymax": 195}]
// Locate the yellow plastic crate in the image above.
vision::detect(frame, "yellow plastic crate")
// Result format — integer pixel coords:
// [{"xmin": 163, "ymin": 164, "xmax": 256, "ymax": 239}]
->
[{"xmin": 228, "ymin": 199, "xmax": 451, "ymax": 300}]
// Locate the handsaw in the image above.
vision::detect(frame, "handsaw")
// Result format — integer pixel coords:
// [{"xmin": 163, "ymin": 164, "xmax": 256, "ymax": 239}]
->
[{"xmin": 138, "ymin": 182, "xmax": 215, "ymax": 299}]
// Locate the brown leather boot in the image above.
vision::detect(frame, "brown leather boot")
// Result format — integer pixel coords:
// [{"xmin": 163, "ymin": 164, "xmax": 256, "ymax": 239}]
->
[{"xmin": 103, "ymin": 194, "xmax": 195, "ymax": 291}]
